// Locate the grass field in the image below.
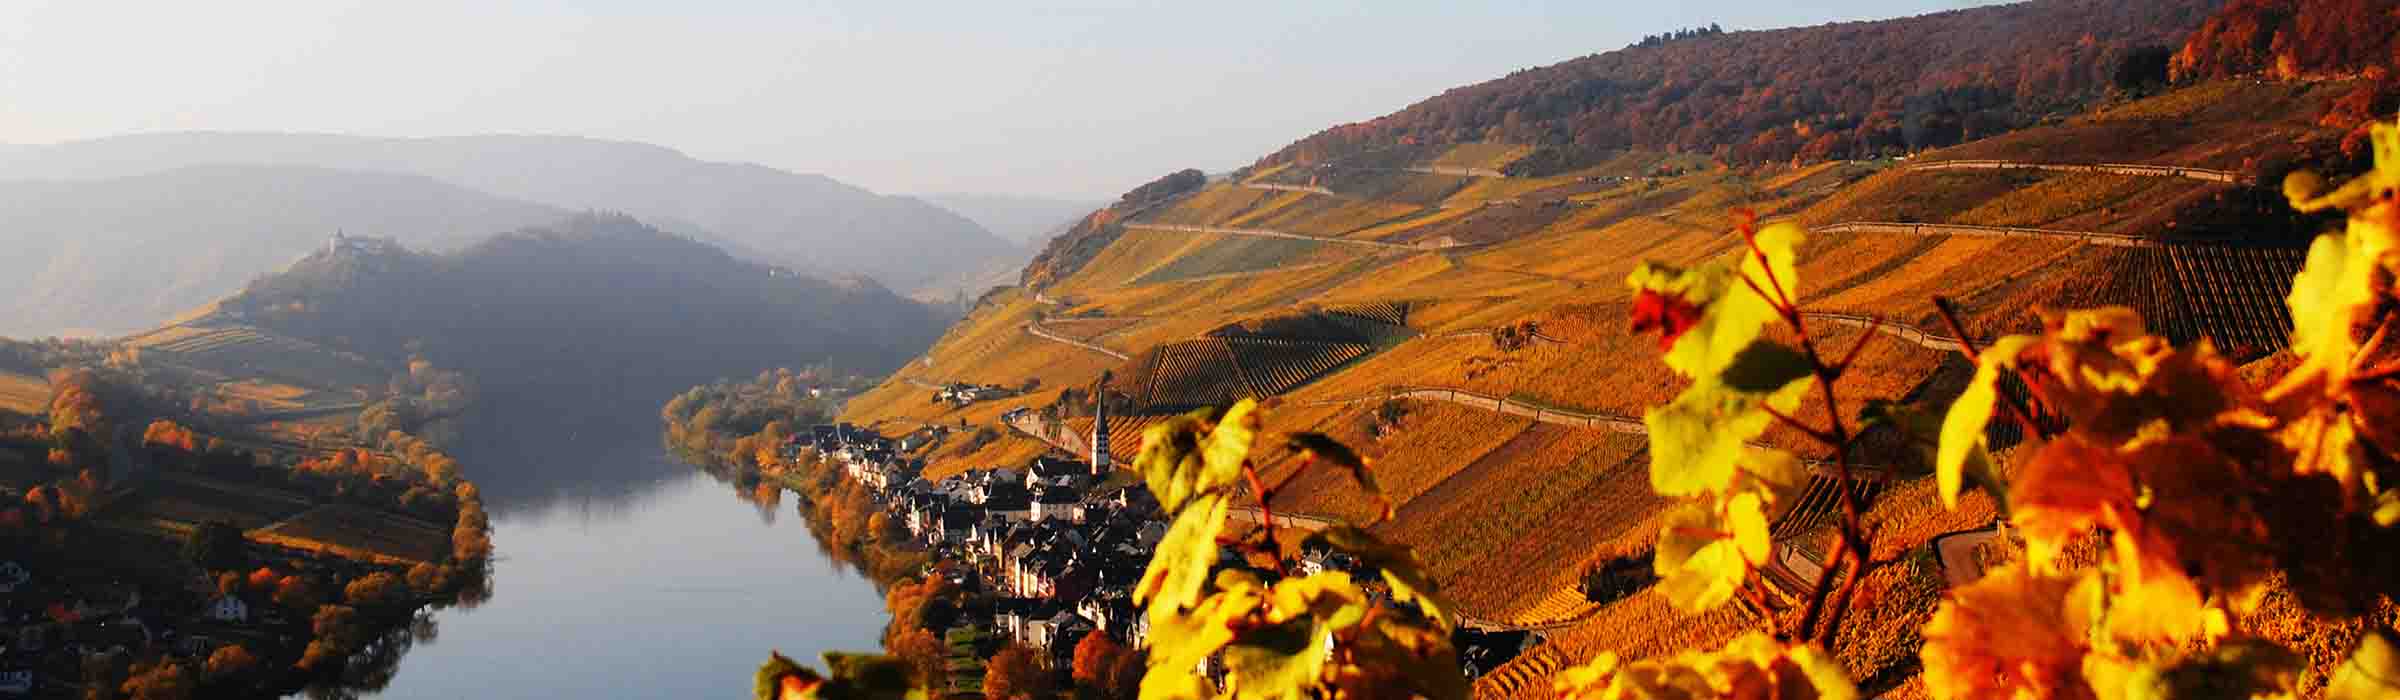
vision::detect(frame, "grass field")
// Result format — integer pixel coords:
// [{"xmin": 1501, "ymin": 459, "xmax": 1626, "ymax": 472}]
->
[{"xmin": 251, "ymin": 503, "xmax": 450, "ymax": 564}]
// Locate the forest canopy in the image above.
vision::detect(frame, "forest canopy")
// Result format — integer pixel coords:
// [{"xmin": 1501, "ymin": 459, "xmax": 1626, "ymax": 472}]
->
[{"xmin": 1257, "ymin": 0, "xmax": 2223, "ymax": 169}]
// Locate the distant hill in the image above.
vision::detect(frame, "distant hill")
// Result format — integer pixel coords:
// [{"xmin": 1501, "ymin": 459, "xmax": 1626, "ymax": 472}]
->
[
  {"xmin": 917, "ymin": 193, "xmax": 1105, "ymax": 246},
  {"xmin": 220, "ymin": 212, "xmax": 945, "ymax": 436},
  {"xmin": 0, "ymin": 164, "xmax": 569, "ymax": 338},
  {"xmin": 0, "ymin": 132, "xmax": 1019, "ymax": 297},
  {"xmin": 1259, "ymin": 0, "xmax": 2224, "ymax": 172}
]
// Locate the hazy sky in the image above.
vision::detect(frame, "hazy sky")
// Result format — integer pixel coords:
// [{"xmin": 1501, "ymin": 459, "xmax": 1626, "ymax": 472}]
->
[{"xmin": 0, "ymin": 1, "xmax": 1998, "ymax": 199}]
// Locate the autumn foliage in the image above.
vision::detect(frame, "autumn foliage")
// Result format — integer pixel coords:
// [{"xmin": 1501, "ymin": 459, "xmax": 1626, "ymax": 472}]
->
[
  {"xmin": 1260, "ymin": 0, "xmax": 2219, "ymax": 169},
  {"xmin": 2169, "ymin": 0, "xmax": 2400, "ymax": 82}
]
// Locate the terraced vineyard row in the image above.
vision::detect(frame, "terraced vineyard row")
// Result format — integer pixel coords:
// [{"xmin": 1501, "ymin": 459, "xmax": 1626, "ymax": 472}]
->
[
  {"xmin": 1226, "ymin": 338, "xmax": 1370, "ymax": 397},
  {"xmin": 1326, "ymin": 300, "xmax": 1410, "ymax": 327},
  {"xmin": 1769, "ymin": 475, "xmax": 1889, "ymax": 540},
  {"xmin": 2160, "ymin": 243, "xmax": 2305, "ymax": 355},
  {"xmin": 1123, "ymin": 340, "xmax": 1250, "ymax": 410}
]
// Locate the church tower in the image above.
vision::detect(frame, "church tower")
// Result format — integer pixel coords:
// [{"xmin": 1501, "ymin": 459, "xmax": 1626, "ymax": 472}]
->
[{"xmin": 1090, "ymin": 372, "xmax": 1113, "ymax": 475}]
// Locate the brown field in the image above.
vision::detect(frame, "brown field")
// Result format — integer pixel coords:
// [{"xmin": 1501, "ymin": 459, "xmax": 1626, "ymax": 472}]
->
[
  {"xmin": 251, "ymin": 503, "xmax": 450, "ymax": 564},
  {"xmin": 0, "ymin": 370, "xmax": 48, "ymax": 413},
  {"xmin": 107, "ymin": 472, "xmax": 315, "ymax": 530}
]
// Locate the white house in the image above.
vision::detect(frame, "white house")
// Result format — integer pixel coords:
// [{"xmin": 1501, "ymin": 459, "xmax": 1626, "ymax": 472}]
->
[{"xmin": 206, "ymin": 596, "xmax": 248, "ymax": 623}]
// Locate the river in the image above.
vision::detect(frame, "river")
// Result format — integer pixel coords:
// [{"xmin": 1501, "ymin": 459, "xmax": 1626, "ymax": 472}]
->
[{"xmin": 362, "ymin": 444, "xmax": 889, "ymax": 699}]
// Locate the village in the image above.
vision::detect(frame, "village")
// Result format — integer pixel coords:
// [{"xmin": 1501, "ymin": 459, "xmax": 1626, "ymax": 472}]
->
[
  {"xmin": 784, "ymin": 400, "xmax": 1531, "ymax": 686},
  {"xmin": 0, "ymin": 520, "xmax": 422, "ymax": 699}
]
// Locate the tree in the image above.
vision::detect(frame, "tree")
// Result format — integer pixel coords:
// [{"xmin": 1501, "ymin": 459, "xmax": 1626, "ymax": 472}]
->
[
  {"xmin": 343, "ymin": 572, "xmax": 408, "ymax": 608},
  {"xmin": 2113, "ymin": 45, "xmax": 2173, "ymax": 90},
  {"xmin": 183, "ymin": 521, "xmax": 246, "ymax": 571},
  {"xmin": 886, "ymin": 627, "xmax": 949, "ymax": 690},
  {"xmin": 1070, "ymin": 634, "xmax": 1126, "ymax": 691},
  {"xmin": 118, "ymin": 661, "xmax": 193, "ymax": 700},
  {"xmin": 215, "ymin": 572, "xmax": 244, "ymax": 598},
  {"xmin": 299, "ymin": 604, "xmax": 365, "ymax": 670},
  {"xmin": 246, "ymin": 567, "xmax": 280, "ymax": 592},
  {"xmin": 405, "ymin": 562, "xmax": 448, "ymax": 594},
  {"xmin": 202, "ymin": 644, "xmax": 258, "ymax": 680},
  {"xmin": 982, "ymin": 645, "xmax": 1052, "ymax": 700},
  {"xmin": 273, "ymin": 575, "xmax": 320, "ymax": 614}
]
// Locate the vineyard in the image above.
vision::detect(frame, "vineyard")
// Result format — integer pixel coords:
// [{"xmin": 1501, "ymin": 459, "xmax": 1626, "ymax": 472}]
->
[
  {"xmin": 132, "ymin": 323, "xmax": 388, "ymax": 390},
  {"xmin": 2158, "ymin": 242, "xmax": 2307, "ymax": 356},
  {"xmin": 250, "ymin": 503, "xmax": 451, "ymax": 564},
  {"xmin": 103, "ymin": 471, "xmax": 316, "ymax": 531}
]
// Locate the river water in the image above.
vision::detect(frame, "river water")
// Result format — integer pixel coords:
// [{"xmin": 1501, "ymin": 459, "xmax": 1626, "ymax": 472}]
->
[{"xmin": 365, "ymin": 445, "xmax": 888, "ymax": 699}]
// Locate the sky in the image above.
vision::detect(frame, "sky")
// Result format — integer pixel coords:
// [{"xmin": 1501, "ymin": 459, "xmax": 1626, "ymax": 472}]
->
[{"xmin": 0, "ymin": 1, "xmax": 2000, "ymax": 200}]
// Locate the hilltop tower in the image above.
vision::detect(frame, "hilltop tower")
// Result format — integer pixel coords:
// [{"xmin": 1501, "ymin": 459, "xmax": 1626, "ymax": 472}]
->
[{"xmin": 1091, "ymin": 372, "xmax": 1112, "ymax": 475}]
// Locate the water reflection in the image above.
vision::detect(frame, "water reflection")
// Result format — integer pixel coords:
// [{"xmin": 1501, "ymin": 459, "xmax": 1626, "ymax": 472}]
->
[{"xmin": 366, "ymin": 445, "xmax": 889, "ymax": 699}]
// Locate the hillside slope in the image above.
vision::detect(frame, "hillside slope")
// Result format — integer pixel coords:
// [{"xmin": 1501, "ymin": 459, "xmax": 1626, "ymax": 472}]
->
[
  {"xmin": 839, "ymin": 73, "xmax": 2358, "ymax": 698},
  {"xmin": 0, "ymin": 132, "xmax": 1020, "ymax": 297},
  {"xmin": 0, "ymin": 164, "xmax": 569, "ymax": 338},
  {"xmin": 1260, "ymin": 0, "xmax": 2224, "ymax": 171}
]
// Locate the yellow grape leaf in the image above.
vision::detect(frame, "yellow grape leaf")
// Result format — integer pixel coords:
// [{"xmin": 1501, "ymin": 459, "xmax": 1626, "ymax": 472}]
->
[
  {"xmin": 1332, "ymin": 614, "xmax": 1468, "ymax": 700},
  {"xmin": 1147, "ymin": 569, "xmax": 1268, "ymax": 682},
  {"xmin": 1922, "ymin": 566, "xmax": 2102, "ymax": 700},
  {"xmin": 2010, "ymin": 434, "xmax": 2274, "ymax": 619},
  {"xmin": 1224, "ymin": 616, "xmax": 1330, "ymax": 700},
  {"xmin": 1553, "ymin": 652, "xmax": 1621, "ymax": 700},
  {"xmin": 2026, "ymin": 310, "xmax": 2257, "ymax": 444},
  {"xmin": 1264, "ymin": 571, "xmax": 1370, "ymax": 631},
  {"xmin": 1625, "ymin": 223, "xmax": 1804, "ymax": 380},
  {"xmin": 2282, "ymin": 406, "xmax": 2372, "ymax": 498},
  {"xmin": 1727, "ymin": 491, "xmax": 1772, "ymax": 566},
  {"xmin": 2097, "ymin": 639, "xmax": 2303, "ymax": 700},
  {"xmin": 1141, "ymin": 664, "xmax": 1219, "ymax": 700},
  {"xmin": 1646, "ymin": 372, "xmax": 1809, "ymax": 497},
  {"xmin": 1135, "ymin": 409, "xmax": 1216, "ymax": 513},
  {"xmin": 1132, "ymin": 401, "xmax": 1261, "ymax": 515},
  {"xmin": 2278, "ymin": 120, "xmax": 2400, "ymax": 402},
  {"xmin": 1654, "ymin": 502, "xmax": 1746, "ymax": 612},
  {"xmin": 1199, "ymin": 399, "xmax": 1262, "ymax": 493},
  {"xmin": 1301, "ymin": 526, "xmax": 1451, "ymax": 626},
  {"xmin": 1137, "ymin": 491, "xmax": 1231, "ymax": 613},
  {"xmin": 1939, "ymin": 335, "xmax": 2037, "ymax": 509},
  {"xmin": 2327, "ymin": 631, "xmax": 2400, "ymax": 700},
  {"xmin": 1556, "ymin": 634, "xmax": 1855, "ymax": 700}
]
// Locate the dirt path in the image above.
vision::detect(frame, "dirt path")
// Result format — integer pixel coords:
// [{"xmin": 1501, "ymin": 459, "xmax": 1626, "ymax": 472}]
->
[
  {"xmin": 1023, "ymin": 322, "xmax": 1133, "ymax": 360},
  {"xmin": 1124, "ymin": 222, "xmax": 1463, "ymax": 251},
  {"xmin": 1906, "ymin": 159, "xmax": 2250, "ymax": 185}
]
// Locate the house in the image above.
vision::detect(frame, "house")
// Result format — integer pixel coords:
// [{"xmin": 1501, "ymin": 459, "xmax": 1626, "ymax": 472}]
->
[
  {"xmin": 1033, "ymin": 489, "xmax": 1083, "ymax": 523},
  {"xmin": 205, "ymin": 596, "xmax": 248, "ymax": 623},
  {"xmin": 0, "ymin": 563, "xmax": 24, "ymax": 593}
]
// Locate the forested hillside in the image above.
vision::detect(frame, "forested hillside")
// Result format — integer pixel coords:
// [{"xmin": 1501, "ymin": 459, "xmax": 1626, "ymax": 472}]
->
[
  {"xmin": 1258, "ymin": 0, "xmax": 2223, "ymax": 171},
  {"xmin": 222, "ymin": 213, "xmax": 945, "ymax": 438},
  {"xmin": 2171, "ymin": 0, "xmax": 2400, "ymax": 81}
]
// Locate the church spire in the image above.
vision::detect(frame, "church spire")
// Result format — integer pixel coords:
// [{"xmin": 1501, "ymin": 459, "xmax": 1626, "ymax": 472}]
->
[{"xmin": 1091, "ymin": 371, "xmax": 1112, "ymax": 475}]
